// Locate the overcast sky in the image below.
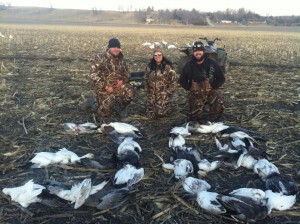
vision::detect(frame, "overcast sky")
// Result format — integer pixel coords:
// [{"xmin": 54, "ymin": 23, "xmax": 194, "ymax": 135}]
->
[{"xmin": 6, "ymin": 0, "xmax": 300, "ymax": 16}]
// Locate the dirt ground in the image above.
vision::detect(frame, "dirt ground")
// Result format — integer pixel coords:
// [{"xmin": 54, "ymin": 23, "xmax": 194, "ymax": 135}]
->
[{"xmin": 0, "ymin": 24, "xmax": 299, "ymax": 224}]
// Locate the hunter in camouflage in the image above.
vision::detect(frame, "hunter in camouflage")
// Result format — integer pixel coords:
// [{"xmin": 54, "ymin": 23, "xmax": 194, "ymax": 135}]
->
[
  {"xmin": 144, "ymin": 47, "xmax": 178, "ymax": 118},
  {"xmin": 90, "ymin": 38, "xmax": 136, "ymax": 118},
  {"xmin": 179, "ymin": 41, "xmax": 225, "ymax": 122}
]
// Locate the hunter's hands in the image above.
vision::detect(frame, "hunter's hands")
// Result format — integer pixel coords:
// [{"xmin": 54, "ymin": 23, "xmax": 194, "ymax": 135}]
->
[{"xmin": 115, "ymin": 80, "xmax": 124, "ymax": 88}]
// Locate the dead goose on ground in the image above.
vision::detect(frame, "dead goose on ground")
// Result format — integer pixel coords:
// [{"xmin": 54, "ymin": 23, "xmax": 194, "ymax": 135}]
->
[
  {"xmin": 29, "ymin": 150, "xmax": 69, "ymax": 168},
  {"xmin": 84, "ymin": 186, "xmax": 133, "ymax": 211},
  {"xmin": 216, "ymin": 194, "xmax": 270, "ymax": 222},
  {"xmin": 168, "ymin": 133, "xmax": 186, "ymax": 149},
  {"xmin": 229, "ymin": 188, "xmax": 266, "ymax": 203},
  {"xmin": 163, "ymin": 159, "xmax": 194, "ymax": 180},
  {"xmin": 2, "ymin": 179, "xmax": 45, "ymax": 208},
  {"xmin": 113, "ymin": 164, "xmax": 144, "ymax": 187},
  {"xmin": 264, "ymin": 172, "xmax": 298, "ymax": 196},
  {"xmin": 117, "ymin": 137, "xmax": 142, "ymax": 155},
  {"xmin": 99, "ymin": 122, "xmax": 143, "ymax": 144},
  {"xmin": 197, "ymin": 159, "xmax": 222, "ymax": 177},
  {"xmin": 196, "ymin": 191, "xmax": 226, "ymax": 215},
  {"xmin": 47, "ymin": 178, "xmax": 109, "ymax": 209},
  {"xmin": 55, "ymin": 148, "xmax": 95, "ymax": 164},
  {"xmin": 185, "ymin": 121, "xmax": 229, "ymax": 134},
  {"xmin": 182, "ymin": 176, "xmax": 211, "ymax": 195},
  {"xmin": 170, "ymin": 146, "xmax": 201, "ymax": 176},
  {"xmin": 61, "ymin": 122, "xmax": 99, "ymax": 134},
  {"xmin": 112, "ymin": 149, "xmax": 141, "ymax": 169},
  {"xmin": 265, "ymin": 189, "xmax": 297, "ymax": 211},
  {"xmin": 253, "ymin": 159, "xmax": 280, "ymax": 181}
]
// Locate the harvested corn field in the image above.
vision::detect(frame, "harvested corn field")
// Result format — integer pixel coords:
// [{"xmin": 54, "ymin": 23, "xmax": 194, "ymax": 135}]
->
[{"xmin": 0, "ymin": 24, "xmax": 299, "ymax": 224}]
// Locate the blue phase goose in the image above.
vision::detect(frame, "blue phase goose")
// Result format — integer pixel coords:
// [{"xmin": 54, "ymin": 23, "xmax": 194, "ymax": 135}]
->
[
  {"xmin": 117, "ymin": 137, "xmax": 142, "ymax": 155},
  {"xmin": 229, "ymin": 188, "xmax": 266, "ymax": 203},
  {"xmin": 264, "ymin": 172, "xmax": 298, "ymax": 196},
  {"xmin": 112, "ymin": 149, "xmax": 141, "ymax": 169},
  {"xmin": 84, "ymin": 186, "xmax": 132, "ymax": 210},
  {"xmin": 168, "ymin": 134, "xmax": 186, "ymax": 149},
  {"xmin": 216, "ymin": 194, "xmax": 270, "ymax": 222},
  {"xmin": 253, "ymin": 159, "xmax": 280, "ymax": 181},
  {"xmin": 112, "ymin": 137, "xmax": 142, "ymax": 168},
  {"xmin": 163, "ymin": 159, "xmax": 194, "ymax": 180},
  {"xmin": 170, "ymin": 146, "xmax": 201, "ymax": 177},
  {"xmin": 196, "ymin": 191, "xmax": 226, "ymax": 215},
  {"xmin": 113, "ymin": 164, "xmax": 144, "ymax": 187},
  {"xmin": 182, "ymin": 176, "xmax": 211, "ymax": 195},
  {"xmin": 47, "ymin": 178, "xmax": 108, "ymax": 209}
]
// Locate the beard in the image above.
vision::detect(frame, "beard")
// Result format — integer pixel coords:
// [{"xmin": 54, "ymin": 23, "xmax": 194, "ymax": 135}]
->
[{"xmin": 195, "ymin": 54, "xmax": 205, "ymax": 62}]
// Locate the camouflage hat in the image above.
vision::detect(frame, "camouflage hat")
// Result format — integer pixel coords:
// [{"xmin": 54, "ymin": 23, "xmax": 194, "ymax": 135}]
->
[{"xmin": 153, "ymin": 46, "xmax": 163, "ymax": 55}]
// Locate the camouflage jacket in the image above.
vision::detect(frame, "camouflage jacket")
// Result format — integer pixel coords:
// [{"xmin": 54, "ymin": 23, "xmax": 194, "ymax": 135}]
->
[
  {"xmin": 90, "ymin": 51, "xmax": 130, "ymax": 91},
  {"xmin": 144, "ymin": 61, "xmax": 178, "ymax": 95}
]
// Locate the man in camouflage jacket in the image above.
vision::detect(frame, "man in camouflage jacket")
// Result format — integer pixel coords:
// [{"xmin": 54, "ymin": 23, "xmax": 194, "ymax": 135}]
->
[
  {"xmin": 144, "ymin": 47, "xmax": 178, "ymax": 118},
  {"xmin": 90, "ymin": 38, "xmax": 136, "ymax": 118},
  {"xmin": 179, "ymin": 41, "xmax": 225, "ymax": 122}
]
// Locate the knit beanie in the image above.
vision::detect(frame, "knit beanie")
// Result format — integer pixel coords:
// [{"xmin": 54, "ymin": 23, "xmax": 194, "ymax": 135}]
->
[{"xmin": 108, "ymin": 38, "xmax": 121, "ymax": 48}]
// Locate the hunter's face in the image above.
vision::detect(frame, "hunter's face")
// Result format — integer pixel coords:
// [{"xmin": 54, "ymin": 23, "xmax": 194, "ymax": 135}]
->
[
  {"xmin": 109, "ymin": 47, "xmax": 121, "ymax": 57},
  {"xmin": 193, "ymin": 49, "xmax": 205, "ymax": 61}
]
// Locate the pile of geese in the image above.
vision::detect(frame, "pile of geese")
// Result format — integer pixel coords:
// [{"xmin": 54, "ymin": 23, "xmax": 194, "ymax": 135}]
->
[
  {"xmin": 2, "ymin": 120, "xmax": 298, "ymax": 222},
  {"xmin": 2, "ymin": 121, "xmax": 144, "ymax": 211},
  {"xmin": 164, "ymin": 121, "xmax": 298, "ymax": 223}
]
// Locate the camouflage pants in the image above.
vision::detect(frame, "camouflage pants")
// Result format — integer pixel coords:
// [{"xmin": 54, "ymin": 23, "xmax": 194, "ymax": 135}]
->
[
  {"xmin": 189, "ymin": 80, "xmax": 224, "ymax": 121},
  {"xmin": 146, "ymin": 89, "xmax": 171, "ymax": 118},
  {"xmin": 95, "ymin": 84, "xmax": 136, "ymax": 117}
]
